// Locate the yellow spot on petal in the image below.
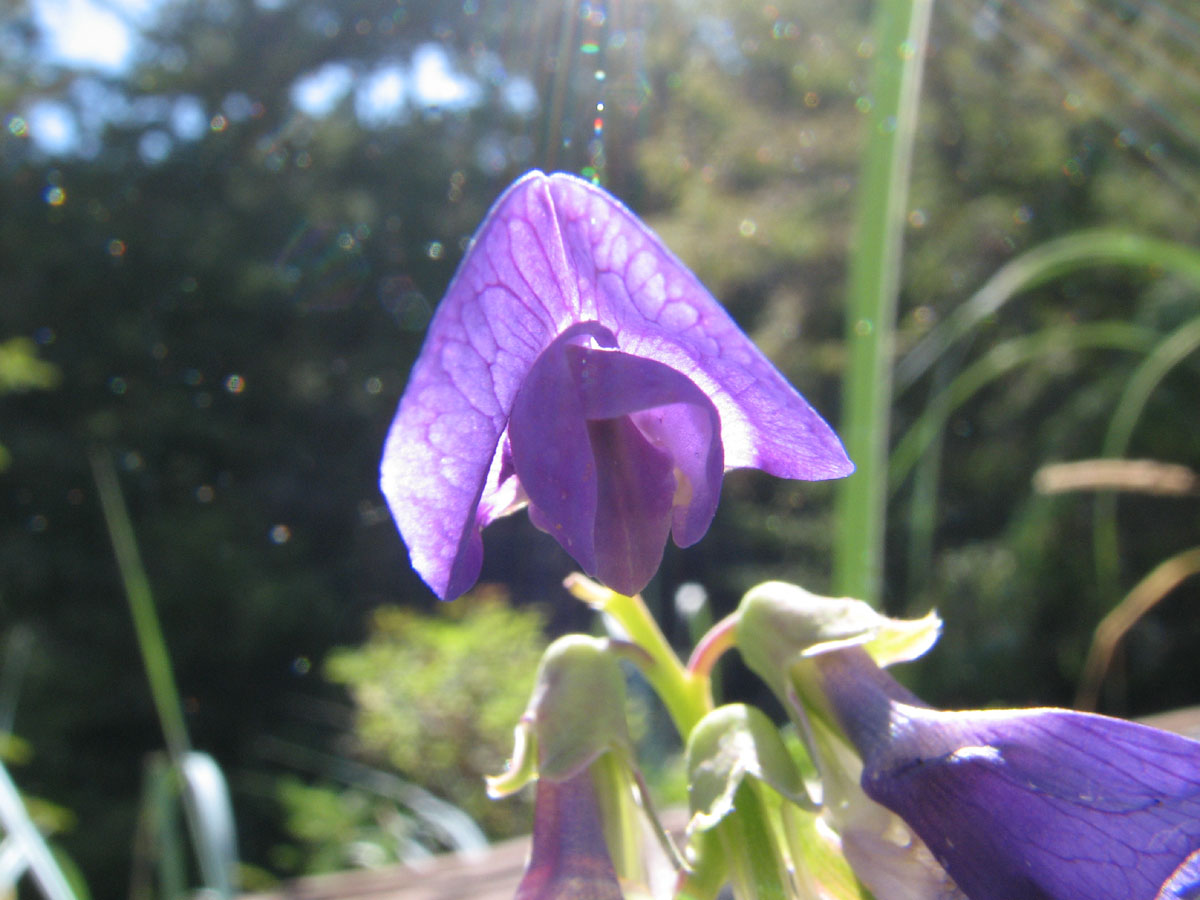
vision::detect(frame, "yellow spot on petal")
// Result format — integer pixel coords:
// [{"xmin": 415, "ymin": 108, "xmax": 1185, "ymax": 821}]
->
[{"xmin": 673, "ymin": 468, "xmax": 692, "ymax": 506}]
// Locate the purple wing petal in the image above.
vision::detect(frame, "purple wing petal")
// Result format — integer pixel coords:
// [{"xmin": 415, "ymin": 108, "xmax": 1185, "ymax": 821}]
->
[
  {"xmin": 865, "ymin": 706, "xmax": 1200, "ymax": 900},
  {"xmin": 381, "ymin": 172, "xmax": 583, "ymax": 599},
  {"xmin": 508, "ymin": 325, "xmax": 609, "ymax": 577},
  {"xmin": 510, "ymin": 325, "xmax": 723, "ymax": 596},
  {"xmin": 814, "ymin": 649, "xmax": 1200, "ymax": 900},
  {"xmin": 545, "ymin": 174, "xmax": 853, "ymax": 480},
  {"xmin": 568, "ymin": 342, "xmax": 723, "ymax": 550}
]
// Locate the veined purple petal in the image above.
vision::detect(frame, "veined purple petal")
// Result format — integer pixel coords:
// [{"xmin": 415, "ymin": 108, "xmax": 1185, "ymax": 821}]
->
[
  {"xmin": 815, "ymin": 649, "xmax": 1200, "ymax": 900},
  {"xmin": 516, "ymin": 770, "xmax": 623, "ymax": 900},
  {"xmin": 381, "ymin": 171, "xmax": 851, "ymax": 599},
  {"xmin": 381, "ymin": 172, "xmax": 579, "ymax": 600}
]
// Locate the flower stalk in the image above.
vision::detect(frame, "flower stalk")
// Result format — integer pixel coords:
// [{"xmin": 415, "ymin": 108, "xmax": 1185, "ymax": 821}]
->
[{"xmin": 566, "ymin": 574, "xmax": 712, "ymax": 738}]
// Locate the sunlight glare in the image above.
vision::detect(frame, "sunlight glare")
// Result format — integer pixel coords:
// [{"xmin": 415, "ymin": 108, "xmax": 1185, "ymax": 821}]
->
[
  {"xmin": 412, "ymin": 43, "xmax": 480, "ymax": 109},
  {"xmin": 291, "ymin": 62, "xmax": 355, "ymax": 117},
  {"xmin": 31, "ymin": 0, "xmax": 153, "ymax": 72}
]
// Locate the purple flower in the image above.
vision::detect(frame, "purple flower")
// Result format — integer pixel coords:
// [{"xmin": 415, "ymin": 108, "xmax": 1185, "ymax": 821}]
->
[
  {"xmin": 381, "ymin": 171, "xmax": 851, "ymax": 599},
  {"xmin": 813, "ymin": 648, "xmax": 1200, "ymax": 900},
  {"xmin": 515, "ymin": 770, "xmax": 624, "ymax": 900}
]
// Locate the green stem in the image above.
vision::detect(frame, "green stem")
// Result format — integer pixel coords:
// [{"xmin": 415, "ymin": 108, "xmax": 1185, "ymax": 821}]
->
[
  {"xmin": 685, "ymin": 612, "xmax": 738, "ymax": 680},
  {"xmin": 565, "ymin": 575, "xmax": 710, "ymax": 736},
  {"xmin": 834, "ymin": 0, "xmax": 935, "ymax": 605}
]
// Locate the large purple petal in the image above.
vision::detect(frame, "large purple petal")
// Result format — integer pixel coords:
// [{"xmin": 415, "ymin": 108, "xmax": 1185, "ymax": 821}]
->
[
  {"xmin": 516, "ymin": 770, "xmax": 624, "ymax": 900},
  {"xmin": 815, "ymin": 650, "xmax": 1200, "ymax": 900}
]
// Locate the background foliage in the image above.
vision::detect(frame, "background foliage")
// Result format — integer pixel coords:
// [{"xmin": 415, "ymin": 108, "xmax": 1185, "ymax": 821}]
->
[{"xmin": 1, "ymin": 0, "xmax": 1198, "ymax": 893}]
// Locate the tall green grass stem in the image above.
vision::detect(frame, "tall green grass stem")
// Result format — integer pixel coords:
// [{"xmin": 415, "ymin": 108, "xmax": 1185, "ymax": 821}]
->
[{"xmin": 834, "ymin": 0, "xmax": 934, "ymax": 604}]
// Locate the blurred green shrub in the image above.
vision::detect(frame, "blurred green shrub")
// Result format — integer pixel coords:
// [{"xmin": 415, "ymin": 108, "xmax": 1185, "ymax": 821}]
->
[
  {"xmin": 324, "ymin": 590, "xmax": 547, "ymax": 838},
  {"xmin": 273, "ymin": 776, "xmax": 421, "ymax": 874},
  {"xmin": 0, "ymin": 337, "xmax": 60, "ymax": 471}
]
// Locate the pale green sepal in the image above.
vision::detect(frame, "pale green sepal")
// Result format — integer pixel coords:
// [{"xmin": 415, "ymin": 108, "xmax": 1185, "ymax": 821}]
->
[
  {"xmin": 737, "ymin": 583, "xmax": 940, "ymax": 693},
  {"xmin": 488, "ymin": 634, "xmax": 634, "ymax": 795},
  {"xmin": 718, "ymin": 781, "xmax": 794, "ymax": 900},
  {"xmin": 529, "ymin": 635, "xmax": 635, "ymax": 780},
  {"xmin": 686, "ymin": 704, "xmax": 815, "ymax": 836},
  {"xmin": 486, "ymin": 718, "xmax": 538, "ymax": 798},
  {"xmin": 589, "ymin": 750, "xmax": 644, "ymax": 885}
]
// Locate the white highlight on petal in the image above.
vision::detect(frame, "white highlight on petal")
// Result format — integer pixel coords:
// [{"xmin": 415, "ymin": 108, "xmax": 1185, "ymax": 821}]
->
[{"xmin": 946, "ymin": 746, "xmax": 1003, "ymax": 765}]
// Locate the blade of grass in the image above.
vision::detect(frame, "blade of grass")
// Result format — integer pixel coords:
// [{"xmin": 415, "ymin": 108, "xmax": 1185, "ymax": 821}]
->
[
  {"xmin": 131, "ymin": 755, "xmax": 187, "ymax": 900},
  {"xmin": 180, "ymin": 753, "xmax": 238, "ymax": 898},
  {"xmin": 1076, "ymin": 547, "xmax": 1200, "ymax": 710},
  {"xmin": 834, "ymin": 0, "xmax": 935, "ymax": 605},
  {"xmin": 90, "ymin": 450, "xmax": 238, "ymax": 897},
  {"xmin": 90, "ymin": 451, "xmax": 191, "ymax": 762},
  {"xmin": 1093, "ymin": 313, "xmax": 1200, "ymax": 604},
  {"xmin": 0, "ymin": 761, "xmax": 77, "ymax": 900},
  {"xmin": 895, "ymin": 230, "xmax": 1200, "ymax": 394},
  {"xmin": 888, "ymin": 322, "xmax": 1158, "ymax": 492},
  {"xmin": 903, "ymin": 358, "xmax": 951, "ymax": 606}
]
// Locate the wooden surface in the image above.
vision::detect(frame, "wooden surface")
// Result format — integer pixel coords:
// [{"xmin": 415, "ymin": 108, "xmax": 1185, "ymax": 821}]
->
[
  {"xmin": 246, "ymin": 835, "xmax": 529, "ymax": 900},
  {"xmin": 243, "ymin": 704, "xmax": 1200, "ymax": 900}
]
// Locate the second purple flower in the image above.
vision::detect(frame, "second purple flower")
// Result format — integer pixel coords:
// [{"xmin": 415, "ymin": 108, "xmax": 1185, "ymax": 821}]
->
[{"xmin": 382, "ymin": 171, "xmax": 852, "ymax": 600}]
